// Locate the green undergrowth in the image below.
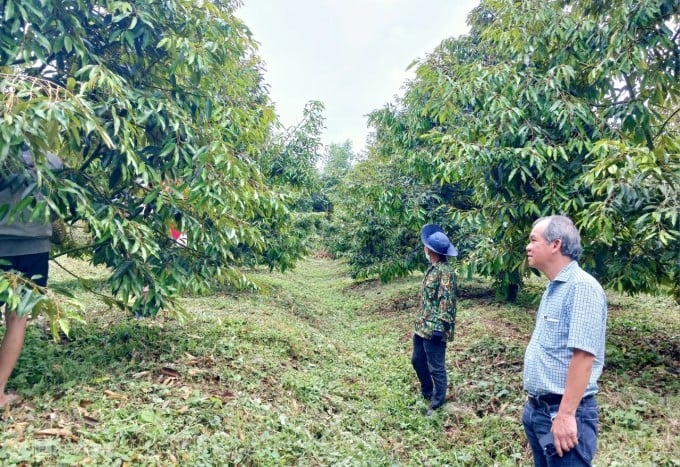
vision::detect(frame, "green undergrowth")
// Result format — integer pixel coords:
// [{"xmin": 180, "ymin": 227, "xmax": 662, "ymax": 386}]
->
[{"xmin": 1, "ymin": 257, "xmax": 678, "ymax": 466}]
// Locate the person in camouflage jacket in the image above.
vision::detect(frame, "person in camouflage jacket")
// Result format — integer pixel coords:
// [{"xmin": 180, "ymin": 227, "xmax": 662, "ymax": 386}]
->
[{"xmin": 412, "ymin": 224, "xmax": 458, "ymax": 416}]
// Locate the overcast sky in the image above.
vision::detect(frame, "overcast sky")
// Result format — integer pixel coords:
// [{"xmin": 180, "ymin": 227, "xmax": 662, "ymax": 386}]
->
[{"xmin": 237, "ymin": 0, "xmax": 480, "ymax": 153}]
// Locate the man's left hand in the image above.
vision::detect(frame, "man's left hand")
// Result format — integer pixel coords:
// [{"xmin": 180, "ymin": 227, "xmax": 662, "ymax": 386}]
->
[{"xmin": 551, "ymin": 412, "xmax": 578, "ymax": 457}]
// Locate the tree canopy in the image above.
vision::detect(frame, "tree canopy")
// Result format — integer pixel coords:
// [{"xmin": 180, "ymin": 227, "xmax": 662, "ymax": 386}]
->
[
  {"xmin": 332, "ymin": 0, "xmax": 679, "ymax": 301},
  {"xmin": 2, "ymin": 0, "xmax": 678, "ymax": 322},
  {"xmin": 0, "ymin": 0, "xmax": 304, "ymax": 319}
]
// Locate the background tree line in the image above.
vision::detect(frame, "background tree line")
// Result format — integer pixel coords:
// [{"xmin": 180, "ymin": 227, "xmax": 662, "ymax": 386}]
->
[
  {"xmin": 0, "ymin": 0, "xmax": 326, "ymax": 323},
  {"xmin": 328, "ymin": 0, "xmax": 679, "ymax": 303},
  {"xmin": 1, "ymin": 0, "xmax": 678, "ymax": 328}
]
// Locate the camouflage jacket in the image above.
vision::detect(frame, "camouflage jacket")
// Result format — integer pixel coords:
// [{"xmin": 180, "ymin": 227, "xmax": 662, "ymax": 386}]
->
[{"xmin": 415, "ymin": 262, "xmax": 457, "ymax": 341}]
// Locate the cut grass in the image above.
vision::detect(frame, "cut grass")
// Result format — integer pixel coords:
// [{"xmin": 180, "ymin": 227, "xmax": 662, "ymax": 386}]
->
[{"xmin": 1, "ymin": 256, "xmax": 678, "ymax": 465}]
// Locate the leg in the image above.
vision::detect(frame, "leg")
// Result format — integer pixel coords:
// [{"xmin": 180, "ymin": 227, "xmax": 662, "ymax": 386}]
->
[
  {"xmin": 523, "ymin": 399, "xmax": 596, "ymax": 467},
  {"xmin": 0, "ymin": 312, "xmax": 29, "ymax": 405},
  {"xmin": 547, "ymin": 400, "xmax": 598, "ymax": 467},
  {"xmin": 0, "ymin": 252, "xmax": 49, "ymax": 405},
  {"xmin": 423, "ymin": 337, "xmax": 447, "ymax": 409},
  {"xmin": 572, "ymin": 398, "xmax": 598, "ymax": 465},
  {"xmin": 522, "ymin": 401, "xmax": 550, "ymax": 467},
  {"xmin": 411, "ymin": 334, "xmax": 433, "ymax": 399}
]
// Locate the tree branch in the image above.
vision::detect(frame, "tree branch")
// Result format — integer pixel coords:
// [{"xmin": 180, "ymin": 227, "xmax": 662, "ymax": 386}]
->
[
  {"xmin": 622, "ymin": 72, "xmax": 655, "ymax": 150},
  {"xmin": 654, "ymin": 106, "xmax": 680, "ymax": 142}
]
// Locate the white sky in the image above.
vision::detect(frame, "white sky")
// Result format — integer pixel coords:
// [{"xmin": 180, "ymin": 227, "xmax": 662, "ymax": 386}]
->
[{"xmin": 237, "ymin": 0, "xmax": 480, "ymax": 153}]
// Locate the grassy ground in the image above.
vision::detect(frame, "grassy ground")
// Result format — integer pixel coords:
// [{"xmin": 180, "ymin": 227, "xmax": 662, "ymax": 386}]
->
[{"xmin": 1, "ymin": 256, "xmax": 678, "ymax": 466}]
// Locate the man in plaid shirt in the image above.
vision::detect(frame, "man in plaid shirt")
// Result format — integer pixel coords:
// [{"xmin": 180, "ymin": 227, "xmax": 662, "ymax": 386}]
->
[{"xmin": 523, "ymin": 215, "xmax": 607, "ymax": 466}]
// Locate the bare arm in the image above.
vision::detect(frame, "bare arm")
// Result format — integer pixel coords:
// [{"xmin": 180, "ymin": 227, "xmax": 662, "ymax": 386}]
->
[{"xmin": 551, "ymin": 349, "xmax": 595, "ymax": 456}]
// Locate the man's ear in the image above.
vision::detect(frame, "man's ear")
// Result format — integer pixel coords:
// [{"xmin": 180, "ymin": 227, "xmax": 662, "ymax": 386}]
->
[{"xmin": 551, "ymin": 239, "xmax": 562, "ymax": 253}]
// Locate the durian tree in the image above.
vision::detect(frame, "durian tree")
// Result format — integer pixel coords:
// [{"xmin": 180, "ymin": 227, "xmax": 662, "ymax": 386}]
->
[{"xmin": 0, "ymin": 0, "xmax": 296, "ymax": 320}]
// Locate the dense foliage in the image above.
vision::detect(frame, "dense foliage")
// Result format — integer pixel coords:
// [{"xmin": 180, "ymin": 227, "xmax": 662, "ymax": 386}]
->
[
  {"xmin": 0, "ymin": 0, "xmax": 309, "ymax": 318},
  {"xmin": 2, "ymin": 0, "xmax": 678, "ymax": 319},
  {"xmin": 334, "ymin": 0, "xmax": 679, "ymax": 300},
  {"xmin": 327, "ymin": 104, "xmax": 474, "ymax": 281},
  {"xmin": 251, "ymin": 100, "xmax": 327, "ymax": 272}
]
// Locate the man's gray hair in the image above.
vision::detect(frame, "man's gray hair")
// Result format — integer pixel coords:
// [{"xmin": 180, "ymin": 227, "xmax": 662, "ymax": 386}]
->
[{"xmin": 533, "ymin": 215, "xmax": 582, "ymax": 260}]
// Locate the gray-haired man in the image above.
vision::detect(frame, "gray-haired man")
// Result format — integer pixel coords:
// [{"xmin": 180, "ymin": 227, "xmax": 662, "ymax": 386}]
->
[{"xmin": 523, "ymin": 215, "xmax": 607, "ymax": 466}]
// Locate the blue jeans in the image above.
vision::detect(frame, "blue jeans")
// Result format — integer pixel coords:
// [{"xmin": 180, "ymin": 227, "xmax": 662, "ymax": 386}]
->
[
  {"xmin": 522, "ymin": 396, "xmax": 598, "ymax": 467},
  {"xmin": 411, "ymin": 334, "xmax": 447, "ymax": 409}
]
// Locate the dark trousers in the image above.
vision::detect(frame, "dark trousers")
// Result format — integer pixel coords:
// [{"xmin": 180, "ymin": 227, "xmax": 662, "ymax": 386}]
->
[
  {"xmin": 522, "ymin": 396, "xmax": 598, "ymax": 467},
  {"xmin": 0, "ymin": 252, "xmax": 49, "ymax": 287},
  {"xmin": 411, "ymin": 333, "xmax": 447, "ymax": 409}
]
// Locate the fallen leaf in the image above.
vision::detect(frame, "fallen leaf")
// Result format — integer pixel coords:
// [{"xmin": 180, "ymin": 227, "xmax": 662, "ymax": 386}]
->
[
  {"xmin": 160, "ymin": 367, "xmax": 181, "ymax": 378},
  {"xmin": 132, "ymin": 370, "xmax": 151, "ymax": 378},
  {"xmin": 12, "ymin": 422, "xmax": 29, "ymax": 437},
  {"xmin": 103, "ymin": 390, "xmax": 126, "ymax": 400},
  {"xmin": 220, "ymin": 390, "xmax": 235, "ymax": 400},
  {"xmin": 35, "ymin": 428, "xmax": 76, "ymax": 440},
  {"xmin": 179, "ymin": 386, "xmax": 192, "ymax": 396},
  {"xmin": 160, "ymin": 376, "xmax": 178, "ymax": 386},
  {"xmin": 3, "ymin": 439, "xmax": 18, "ymax": 449},
  {"xmin": 83, "ymin": 415, "xmax": 99, "ymax": 426},
  {"xmin": 499, "ymin": 402, "xmax": 509, "ymax": 414}
]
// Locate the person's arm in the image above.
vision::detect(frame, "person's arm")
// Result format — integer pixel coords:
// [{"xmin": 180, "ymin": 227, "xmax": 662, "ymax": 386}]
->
[
  {"xmin": 435, "ymin": 268, "xmax": 457, "ymax": 338},
  {"xmin": 551, "ymin": 348, "xmax": 595, "ymax": 456},
  {"xmin": 420, "ymin": 267, "xmax": 448, "ymax": 339}
]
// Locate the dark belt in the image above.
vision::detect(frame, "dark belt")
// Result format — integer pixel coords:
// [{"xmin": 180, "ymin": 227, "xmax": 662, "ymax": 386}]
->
[{"xmin": 527, "ymin": 393, "xmax": 594, "ymax": 409}]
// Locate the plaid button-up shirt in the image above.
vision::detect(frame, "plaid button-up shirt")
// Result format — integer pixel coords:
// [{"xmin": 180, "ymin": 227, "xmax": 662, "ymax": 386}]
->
[{"xmin": 523, "ymin": 261, "xmax": 608, "ymax": 396}]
